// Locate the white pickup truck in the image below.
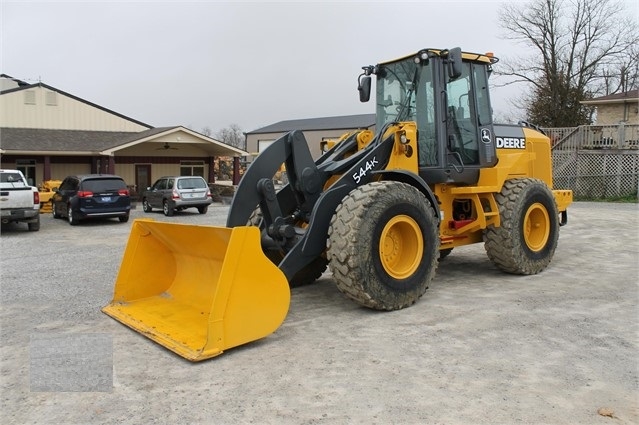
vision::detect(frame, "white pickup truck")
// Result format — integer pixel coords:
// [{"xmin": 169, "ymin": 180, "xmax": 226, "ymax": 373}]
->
[{"xmin": 0, "ymin": 169, "xmax": 40, "ymax": 231}]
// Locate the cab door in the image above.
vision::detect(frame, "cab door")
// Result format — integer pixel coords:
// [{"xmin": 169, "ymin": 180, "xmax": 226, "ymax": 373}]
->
[{"xmin": 445, "ymin": 61, "xmax": 497, "ymax": 170}]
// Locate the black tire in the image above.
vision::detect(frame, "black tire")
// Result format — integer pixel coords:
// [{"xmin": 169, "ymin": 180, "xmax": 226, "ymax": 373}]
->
[
  {"xmin": 163, "ymin": 200, "xmax": 174, "ymax": 217},
  {"xmin": 197, "ymin": 205, "xmax": 208, "ymax": 214},
  {"xmin": 439, "ymin": 248, "xmax": 453, "ymax": 261},
  {"xmin": 28, "ymin": 217, "xmax": 40, "ymax": 232},
  {"xmin": 51, "ymin": 201, "xmax": 60, "ymax": 219},
  {"xmin": 327, "ymin": 181, "xmax": 439, "ymax": 311},
  {"xmin": 142, "ymin": 198, "xmax": 152, "ymax": 213},
  {"xmin": 68, "ymin": 205, "xmax": 78, "ymax": 226},
  {"xmin": 119, "ymin": 214, "xmax": 130, "ymax": 223},
  {"xmin": 247, "ymin": 208, "xmax": 327, "ymax": 288},
  {"xmin": 284, "ymin": 256, "xmax": 328, "ymax": 288},
  {"xmin": 484, "ymin": 178, "xmax": 559, "ymax": 275}
]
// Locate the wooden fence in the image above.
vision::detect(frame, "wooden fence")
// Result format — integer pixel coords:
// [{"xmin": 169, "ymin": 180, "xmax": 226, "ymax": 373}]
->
[{"xmin": 545, "ymin": 124, "xmax": 639, "ymax": 198}]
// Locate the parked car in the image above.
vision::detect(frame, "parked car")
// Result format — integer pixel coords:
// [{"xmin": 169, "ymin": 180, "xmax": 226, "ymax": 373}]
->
[
  {"xmin": 51, "ymin": 174, "xmax": 131, "ymax": 225},
  {"xmin": 141, "ymin": 176, "xmax": 212, "ymax": 216},
  {"xmin": 0, "ymin": 169, "xmax": 40, "ymax": 231}
]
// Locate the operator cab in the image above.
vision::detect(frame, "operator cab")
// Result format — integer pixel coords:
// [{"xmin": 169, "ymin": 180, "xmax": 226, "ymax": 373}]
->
[{"xmin": 358, "ymin": 48, "xmax": 499, "ymax": 185}]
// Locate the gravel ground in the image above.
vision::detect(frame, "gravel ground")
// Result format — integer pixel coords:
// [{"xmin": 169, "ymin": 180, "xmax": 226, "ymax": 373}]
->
[{"xmin": 1, "ymin": 201, "xmax": 637, "ymax": 425}]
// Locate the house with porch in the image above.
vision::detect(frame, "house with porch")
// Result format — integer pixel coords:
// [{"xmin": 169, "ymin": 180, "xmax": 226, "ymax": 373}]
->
[
  {"xmin": 0, "ymin": 75, "xmax": 246, "ymax": 194},
  {"xmin": 547, "ymin": 89, "xmax": 639, "ymax": 198}
]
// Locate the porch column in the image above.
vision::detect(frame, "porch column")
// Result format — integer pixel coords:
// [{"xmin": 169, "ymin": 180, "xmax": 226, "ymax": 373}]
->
[
  {"xmin": 108, "ymin": 156, "xmax": 115, "ymax": 174},
  {"xmin": 208, "ymin": 156, "xmax": 216, "ymax": 183},
  {"xmin": 232, "ymin": 156, "xmax": 241, "ymax": 185},
  {"xmin": 43, "ymin": 156, "xmax": 51, "ymax": 181}
]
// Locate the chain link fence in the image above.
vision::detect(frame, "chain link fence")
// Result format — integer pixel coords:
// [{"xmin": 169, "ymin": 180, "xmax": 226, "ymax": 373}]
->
[{"xmin": 546, "ymin": 125, "xmax": 639, "ymax": 199}]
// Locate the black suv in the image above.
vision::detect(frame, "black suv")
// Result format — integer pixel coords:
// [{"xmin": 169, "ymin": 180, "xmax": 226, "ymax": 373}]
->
[{"xmin": 51, "ymin": 174, "xmax": 131, "ymax": 225}]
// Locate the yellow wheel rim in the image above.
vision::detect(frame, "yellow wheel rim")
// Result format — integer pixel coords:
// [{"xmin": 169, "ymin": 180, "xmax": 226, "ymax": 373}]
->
[
  {"xmin": 379, "ymin": 215, "xmax": 423, "ymax": 279},
  {"xmin": 523, "ymin": 202, "xmax": 550, "ymax": 252}
]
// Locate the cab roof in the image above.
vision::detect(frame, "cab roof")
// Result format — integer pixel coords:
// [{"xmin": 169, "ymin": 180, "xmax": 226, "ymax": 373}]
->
[{"xmin": 378, "ymin": 48, "xmax": 498, "ymax": 66}]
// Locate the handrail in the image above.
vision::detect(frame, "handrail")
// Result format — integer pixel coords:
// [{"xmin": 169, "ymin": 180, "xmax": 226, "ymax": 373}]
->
[{"xmin": 543, "ymin": 124, "xmax": 639, "ymax": 151}]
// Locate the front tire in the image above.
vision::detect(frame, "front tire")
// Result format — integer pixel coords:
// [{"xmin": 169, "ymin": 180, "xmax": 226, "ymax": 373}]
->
[
  {"xmin": 484, "ymin": 178, "xmax": 559, "ymax": 275},
  {"xmin": 52, "ymin": 201, "xmax": 60, "ymax": 219},
  {"xmin": 327, "ymin": 181, "xmax": 439, "ymax": 311}
]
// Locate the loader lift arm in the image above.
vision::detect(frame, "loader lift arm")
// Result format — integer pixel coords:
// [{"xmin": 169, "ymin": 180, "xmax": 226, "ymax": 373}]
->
[{"xmin": 227, "ymin": 126, "xmax": 405, "ymax": 282}]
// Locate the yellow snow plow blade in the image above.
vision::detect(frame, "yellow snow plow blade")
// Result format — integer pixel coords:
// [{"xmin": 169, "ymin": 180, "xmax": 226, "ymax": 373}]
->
[{"xmin": 102, "ymin": 219, "xmax": 290, "ymax": 361}]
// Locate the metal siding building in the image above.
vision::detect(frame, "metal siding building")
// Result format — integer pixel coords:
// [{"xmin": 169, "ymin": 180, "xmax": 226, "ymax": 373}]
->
[{"xmin": 245, "ymin": 113, "xmax": 376, "ymax": 163}]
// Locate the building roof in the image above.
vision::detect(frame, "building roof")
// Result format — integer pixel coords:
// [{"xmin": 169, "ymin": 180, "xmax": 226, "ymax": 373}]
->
[
  {"xmin": 581, "ymin": 89, "xmax": 639, "ymax": 105},
  {"xmin": 0, "ymin": 126, "xmax": 247, "ymax": 157},
  {"xmin": 247, "ymin": 113, "xmax": 376, "ymax": 134},
  {"xmin": 0, "ymin": 128, "xmax": 138, "ymax": 153},
  {"xmin": 0, "ymin": 74, "xmax": 153, "ymax": 129}
]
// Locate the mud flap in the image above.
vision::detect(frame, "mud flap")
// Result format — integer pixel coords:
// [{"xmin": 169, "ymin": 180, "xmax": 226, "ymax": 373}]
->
[{"xmin": 102, "ymin": 219, "xmax": 290, "ymax": 361}]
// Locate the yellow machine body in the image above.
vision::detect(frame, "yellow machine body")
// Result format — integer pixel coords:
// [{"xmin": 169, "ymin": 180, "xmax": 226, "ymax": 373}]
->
[
  {"xmin": 429, "ymin": 127, "xmax": 573, "ymax": 250},
  {"xmin": 38, "ymin": 179, "xmax": 62, "ymax": 213},
  {"xmin": 102, "ymin": 220, "xmax": 290, "ymax": 361}
]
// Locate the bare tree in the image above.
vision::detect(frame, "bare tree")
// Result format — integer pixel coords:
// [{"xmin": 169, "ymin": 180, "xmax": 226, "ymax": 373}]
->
[
  {"xmin": 216, "ymin": 124, "xmax": 245, "ymax": 149},
  {"xmin": 497, "ymin": 0, "xmax": 638, "ymax": 127},
  {"xmin": 200, "ymin": 126, "xmax": 212, "ymax": 137},
  {"xmin": 598, "ymin": 43, "xmax": 639, "ymax": 94}
]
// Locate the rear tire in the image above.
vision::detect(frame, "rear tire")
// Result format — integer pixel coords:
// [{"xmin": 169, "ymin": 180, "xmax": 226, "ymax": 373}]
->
[
  {"xmin": 484, "ymin": 178, "xmax": 559, "ymax": 275},
  {"xmin": 28, "ymin": 217, "xmax": 40, "ymax": 231},
  {"xmin": 327, "ymin": 181, "xmax": 439, "ymax": 310},
  {"xmin": 197, "ymin": 206, "xmax": 208, "ymax": 214},
  {"xmin": 142, "ymin": 198, "xmax": 152, "ymax": 213},
  {"xmin": 163, "ymin": 200, "xmax": 174, "ymax": 217},
  {"xmin": 119, "ymin": 214, "xmax": 130, "ymax": 223},
  {"xmin": 68, "ymin": 205, "xmax": 78, "ymax": 226},
  {"xmin": 439, "ymin": 248, "xmax": 453, "ymax": 261}
]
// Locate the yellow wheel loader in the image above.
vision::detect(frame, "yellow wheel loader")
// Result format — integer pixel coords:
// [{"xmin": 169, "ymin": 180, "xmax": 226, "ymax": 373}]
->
[{"xmin": 103, "ymin": 47, "xmax": 573, "ymax": 361}]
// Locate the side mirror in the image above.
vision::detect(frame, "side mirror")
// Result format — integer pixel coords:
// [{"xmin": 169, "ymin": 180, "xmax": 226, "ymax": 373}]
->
[
  {"xmin": 358, "ymin": 75, "xmax": 371, "ymax": 102},
  {"xmin": 448, "ymin": 47, "xmax": 463, "ymax": 80}
]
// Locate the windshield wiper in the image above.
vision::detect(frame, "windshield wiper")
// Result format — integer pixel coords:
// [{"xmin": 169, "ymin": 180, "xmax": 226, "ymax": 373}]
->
[{"xmin": 395, "ymin": 68, "xmax": 420, "ymax": 122}]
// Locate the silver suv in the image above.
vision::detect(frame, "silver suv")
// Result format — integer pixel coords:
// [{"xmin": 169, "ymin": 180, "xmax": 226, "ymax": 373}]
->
[{"xmin": 141, "ymin": 176, "xmax": 212, "ymax": 216}]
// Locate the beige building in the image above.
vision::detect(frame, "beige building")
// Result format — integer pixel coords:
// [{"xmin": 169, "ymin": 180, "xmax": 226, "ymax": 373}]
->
[
  {"xmin": 0, "ymin": 75, "xmax": 246, "ymax": 192},
  {"xmin": 244, "ymin": 114, "xmax": 376, "ymax": 163},
  {"xmin": 581, "ymin": 89, "xmax": 639, "ymax": 125}
]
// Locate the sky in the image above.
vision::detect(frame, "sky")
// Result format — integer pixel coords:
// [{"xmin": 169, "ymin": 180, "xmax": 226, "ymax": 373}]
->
[{"xmin": 1, "ymin": 1, "xmax": 637, "ymax": 135}]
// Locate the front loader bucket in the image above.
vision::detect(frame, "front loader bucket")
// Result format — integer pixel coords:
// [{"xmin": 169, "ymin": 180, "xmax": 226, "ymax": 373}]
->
[{"xmin": 102, "ymin": 219, "xmax": 290, "ymax": 361}]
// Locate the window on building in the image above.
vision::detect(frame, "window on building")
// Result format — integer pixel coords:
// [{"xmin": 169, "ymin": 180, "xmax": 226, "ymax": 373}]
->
[
  {"xmin": 45, "ymin": 91, "xmax": 58, "ymax": 106},
  {"xmin": 258, "ymin": 140, "xmax": 274, "ymax": 153},
  {"xmin": 180, "ymin": 161, "xmax": 204, "ymax": 177},
  {"xmin": 24, "ymin": 90, "xmax": 36, "ymax": 105},
  {"xmin": 16, "ymin": 159, "xmax": 36, "ymax": 185}
]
